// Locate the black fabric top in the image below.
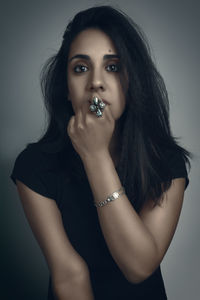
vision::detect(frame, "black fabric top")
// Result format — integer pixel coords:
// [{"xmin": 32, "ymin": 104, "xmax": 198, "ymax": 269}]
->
[{"xmin": 10, "ymin": 142, "xmax": 189, "ymax": 300}]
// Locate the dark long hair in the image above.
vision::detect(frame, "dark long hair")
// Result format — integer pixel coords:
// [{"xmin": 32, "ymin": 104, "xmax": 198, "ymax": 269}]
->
[{"xmin": 33, "ymin": 5, "xmax": 192, "ymax": 213}]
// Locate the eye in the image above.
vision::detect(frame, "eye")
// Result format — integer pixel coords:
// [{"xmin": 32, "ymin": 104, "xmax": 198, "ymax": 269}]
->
[
  {"xmin": 106, "ymin": 63, "xmax": 120, "ymax": 72},
  {"xmin": 73, "ymin": 65, "xmax": 88, "ymax": 73}
]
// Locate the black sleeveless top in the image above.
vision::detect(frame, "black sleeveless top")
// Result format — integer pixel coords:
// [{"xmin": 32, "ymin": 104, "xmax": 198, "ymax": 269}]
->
[{"xmin": 10, "ymin": 142, "xmax": 189, "ymax": 300}]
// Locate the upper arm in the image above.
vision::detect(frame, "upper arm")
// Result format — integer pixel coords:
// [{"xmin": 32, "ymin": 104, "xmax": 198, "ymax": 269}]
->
[
  {"xmin": 139, "ymin": 178, "xmax": 186, "ymax": 266},
  {"xmin": 16, "ymin": 179, "xmax": 87, "ymax": 285}
]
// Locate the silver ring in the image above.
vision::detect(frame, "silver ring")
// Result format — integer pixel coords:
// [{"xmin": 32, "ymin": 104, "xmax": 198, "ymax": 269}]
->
[{"xmin": 89, "ymin": 96, "xmax": 106, "ymax": 118}]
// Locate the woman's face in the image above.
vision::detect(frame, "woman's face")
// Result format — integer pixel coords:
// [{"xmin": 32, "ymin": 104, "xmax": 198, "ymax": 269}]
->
[{"xmin": 67, "ymin": 28, "xmax": 127, "ymax": 120}]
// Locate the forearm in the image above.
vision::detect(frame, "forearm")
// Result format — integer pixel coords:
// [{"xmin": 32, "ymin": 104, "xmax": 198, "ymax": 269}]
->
[
  {"xmin": 82, "ymin": 151, "xmax": 159, "ymax": 283},
  {"xmin": 53, "ymin": 272, "xmax": 94, "ymax": 300}
]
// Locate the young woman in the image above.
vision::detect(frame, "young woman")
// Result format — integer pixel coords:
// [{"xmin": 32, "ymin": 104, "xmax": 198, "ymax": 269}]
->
[{"xmin": 10, "ymin": 5, "xmax": 192, "ymax": 300}]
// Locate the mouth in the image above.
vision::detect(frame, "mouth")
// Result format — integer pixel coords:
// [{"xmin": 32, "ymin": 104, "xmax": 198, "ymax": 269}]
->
[
  {"xmin": 89, "ymin": 97, "xmax": 110, "ymax": 105},
  {"xmin": 102, "ymin": 99, "xmax": 110, "ymax": 105}
]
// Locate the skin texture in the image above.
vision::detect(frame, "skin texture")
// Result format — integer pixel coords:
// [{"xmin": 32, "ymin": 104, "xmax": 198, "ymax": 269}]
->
[
  {"xmin": 67, "ymin": 28, "xmax": 126, "ymax": 163},
  {"xmin": 66, "ymin": 28, "xmax": 186, "ymax": 284}
]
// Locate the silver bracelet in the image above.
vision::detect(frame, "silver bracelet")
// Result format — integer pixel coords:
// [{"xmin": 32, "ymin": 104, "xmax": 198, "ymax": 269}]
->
[{"xmin": 94, "ymin": 186, "xmax": 125, "ymax": 208}]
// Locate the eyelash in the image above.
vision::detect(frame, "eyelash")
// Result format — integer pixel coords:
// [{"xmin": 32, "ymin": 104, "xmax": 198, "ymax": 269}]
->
[{"xmin": 73, "ymin": 63, "xmax": 120, "ymax": 73}]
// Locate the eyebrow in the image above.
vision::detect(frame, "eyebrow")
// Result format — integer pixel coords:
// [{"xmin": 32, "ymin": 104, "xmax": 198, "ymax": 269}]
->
[{"xmin": 68, "ymin": 54, "xmax": 120, "ymax": 62}]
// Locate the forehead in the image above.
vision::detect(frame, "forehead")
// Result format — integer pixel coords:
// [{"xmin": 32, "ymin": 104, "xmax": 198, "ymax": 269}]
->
[{"xmin": 69, "ymin": 28, "xmax": 117, "ymax": 55}]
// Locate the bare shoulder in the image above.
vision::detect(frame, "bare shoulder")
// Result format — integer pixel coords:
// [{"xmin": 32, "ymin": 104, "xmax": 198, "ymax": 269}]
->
[{"xmin": 16, "ymin": 179, "xmax": 88, "ymax": 285}]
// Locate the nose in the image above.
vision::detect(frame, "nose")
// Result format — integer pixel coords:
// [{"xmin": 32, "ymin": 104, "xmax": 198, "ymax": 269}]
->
[{"xmin": 88, "ymin": 69, "xmax": 105, "ymax": 92}]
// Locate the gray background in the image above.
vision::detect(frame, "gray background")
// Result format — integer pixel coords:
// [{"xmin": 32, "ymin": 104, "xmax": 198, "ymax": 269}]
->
[{"xmin": 1, "ymin": 0, "xmax": 199, "ymax": 299}]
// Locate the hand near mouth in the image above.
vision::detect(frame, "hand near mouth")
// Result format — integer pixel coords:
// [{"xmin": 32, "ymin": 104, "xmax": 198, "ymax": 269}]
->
[
  {"xmin": 67, "ymin": 97, "xmax": 115, "ymax": 161},
  {"xmin": 89, "ymin": 96, "xmax": 106, "ymax": 118}
]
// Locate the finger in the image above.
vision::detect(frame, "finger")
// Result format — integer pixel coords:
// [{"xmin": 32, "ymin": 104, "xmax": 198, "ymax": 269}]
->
[
  {"xmin": 102, "ymin": 103, "xmax": 114, "ymax": 122},
  {"xmin": 81, "ymin": 101, "xmax": 94, "ymax": 123},
  {"xmin": 88, "ymin": 98, "xmax": 107, "ymax": 120},
  {"xmin": 67, "ymin": 115, "xmax": 75, "ymax": 136},
  {"xmin": 82, "ymin": 101, "xmax": 91, "ymax": 117},
  {"xmin": 75, "ymin": 108, "xmax": 84, "ymax": 130}
]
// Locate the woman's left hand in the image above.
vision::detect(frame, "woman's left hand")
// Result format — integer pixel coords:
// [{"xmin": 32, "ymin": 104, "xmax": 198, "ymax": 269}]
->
[{"xmin": 67, "ymin": 100, "xmax": 115, "ymax": 161}]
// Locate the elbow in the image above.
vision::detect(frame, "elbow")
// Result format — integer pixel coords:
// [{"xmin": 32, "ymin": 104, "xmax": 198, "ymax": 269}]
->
[
  {"xmin": 125, "ymin": 242, "xmax": 161, "ymax": 284},
  {"xmin": 52, "ymin": 268, "xmax": 90, "ymax": 298},
  {"xmin": 125, "ymin": 269, "xmax": 153, "ymax": 284},
  {"xmin": 124, "ymin": 264, "xmax": 158, "ymax": 284},
  {"xmin": 52, "ymin": 263, "xmax": 89, "ymax": 291},
  {"xmin": 127, "ymin": 272, "xmax": 152, "ymax": 284}
]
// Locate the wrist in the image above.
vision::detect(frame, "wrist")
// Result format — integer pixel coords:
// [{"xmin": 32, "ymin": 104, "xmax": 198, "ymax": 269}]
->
[{"xmin": 82, "ymin": 149, "xmax": 111, "ymax": 164}]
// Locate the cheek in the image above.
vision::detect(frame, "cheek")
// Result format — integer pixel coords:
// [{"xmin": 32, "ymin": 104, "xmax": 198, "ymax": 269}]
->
[
  {"xmin": 115, "ymin": 82, "xmax": 126, "ymax": 103},
  {"xmin": 115, "ymin": 89, "xmax": 126, "ymax": 116},
  {"xmin": 68, "ymin": 80, "xmax": 78, "ymax": 100},
  {"xmin": 67, "ymin": 81, "xmax": 85, "ymax": 113},
  {"xmin": 68, "ymin": 75, "xmax": 85, "ymax": 97}
]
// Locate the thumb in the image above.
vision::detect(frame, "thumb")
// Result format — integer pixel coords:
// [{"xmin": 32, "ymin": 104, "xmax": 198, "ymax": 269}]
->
[{"xmin": 67, "ymin": 115, "xmax": 75, "ymax": 137}]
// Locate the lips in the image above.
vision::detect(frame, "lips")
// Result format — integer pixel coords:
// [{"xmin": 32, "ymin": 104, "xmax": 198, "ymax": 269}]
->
[
  {"xmin": 89, "ymin": 97, "xmax": 109, "ymax": 105},
  {"xmin": 102, "ymin": 99, "xmax": 110, "ymax": 105}
]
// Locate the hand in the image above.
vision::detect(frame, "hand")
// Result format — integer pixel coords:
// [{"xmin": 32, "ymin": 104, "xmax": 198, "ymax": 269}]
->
[{"xmin": 67, "ymin": 100, "xmax": 115, "ymax": 161}]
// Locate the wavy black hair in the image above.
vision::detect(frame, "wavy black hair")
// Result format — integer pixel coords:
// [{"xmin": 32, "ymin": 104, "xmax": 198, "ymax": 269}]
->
[{"xmin": 33, "ymin": 5, "xmax": 192, "ymax": 213}]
